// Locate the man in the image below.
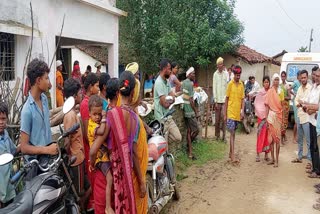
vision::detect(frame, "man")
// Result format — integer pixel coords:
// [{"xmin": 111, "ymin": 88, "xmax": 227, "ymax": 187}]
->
[
  {"xmin": 292, "ymin": 70, "xmax": 311, "ymax": 163},
  {"xmin": 312, "ymin": 66, "xmax": 319, "ymax": 84},
  {"xmin": 246, "ymin": 76, "xmax": 260, "ymax": 97},
  {"xmin": 224, "ymin": 65, "xmax": 245, "ymax": 163},
  {"xmin": 154, "ymin": 58, "xmax": 182, "ymax": 143},
  {"xmin": 95, "ymin": 61, "xmax": 102, "ymax": 76},
  {"xmin": 56, "ymin": 60, "xmax": 64, "ymax": 107},
  {"xmin": 182, "ymin": 67, "xmax": 199, "ymax": 159},
  {"xmin": 212, "ymin": 57, "xmax": 228, "ymax": 141},
  {"xmin": 20, "ymin": 59, "xmax": 58, "ymax": 179},
  {"xmin": 303, "ymin": 68, "xmax": 320, "ymax": 179}
]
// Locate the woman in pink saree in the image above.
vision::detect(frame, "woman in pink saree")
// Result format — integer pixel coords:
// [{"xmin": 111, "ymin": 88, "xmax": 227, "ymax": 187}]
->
[
  {"xmin": 254, "ymin": 76, "xmax": 270, "ymax": 162},
  {"xmin": 265, "ymin": 73, "xmax": 284, "ymax": 167}
]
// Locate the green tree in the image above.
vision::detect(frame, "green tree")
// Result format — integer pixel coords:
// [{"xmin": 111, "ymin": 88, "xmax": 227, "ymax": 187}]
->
[
  {"xmin": 117, "ymin": 0, "xmax": 243, "ymax": 72},
  {"xmin": 297, "ymin": 46, "xmax": 308, "ymax": 52}
]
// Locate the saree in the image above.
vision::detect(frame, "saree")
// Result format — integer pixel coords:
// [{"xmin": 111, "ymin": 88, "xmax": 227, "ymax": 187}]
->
[
  {"xmin": 132, "ymin": 117, "xmax": 148, "ymax": 214},
  {"xmin": 108, "ymin": 107, "xmax": 137, "ymax": 214},
  {"xmin": 265, "ymin": 87, "xmax": 284, "ymax": 144},
  {"xmin": 254, "ymin": 88, "xmax": 269, "ymax": 153},
  {"xmin": 56, "ymin": 70, "xmax": 64, "ymax": 107},
  {"xmin": 281, "ymin": 84, "xmax": 289, "ymax": 135}
]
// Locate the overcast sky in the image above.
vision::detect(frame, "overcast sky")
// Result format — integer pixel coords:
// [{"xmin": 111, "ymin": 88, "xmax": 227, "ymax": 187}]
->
[{"xmin": 234, "ymin": 0, "xmax": 320, "ymax": 57}]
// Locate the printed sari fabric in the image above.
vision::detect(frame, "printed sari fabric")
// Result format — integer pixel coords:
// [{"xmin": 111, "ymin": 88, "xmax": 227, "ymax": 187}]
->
[
  {"xmin": 281, "ymin": 84, "xmax": 289, "ymax": 135},
  {"xmin": 265, "ymin": 87, "xmax": 283, "ymax": 144},
  {"xmin": 256, "ymin": 118, "xmax": 269, "ymax": 153},
  {"xmin": 108, "ymin": 107, "xmax": 137, "ymax": 214},
  {"xmin": 132, "ymin": 117, "xmax": 148, "ymax": 214}
]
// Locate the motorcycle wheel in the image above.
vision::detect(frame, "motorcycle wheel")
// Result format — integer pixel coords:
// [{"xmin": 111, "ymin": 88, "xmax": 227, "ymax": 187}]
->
[{"xmin": 146, "ymin": 174, "xmax": 158, "ymax": 214}]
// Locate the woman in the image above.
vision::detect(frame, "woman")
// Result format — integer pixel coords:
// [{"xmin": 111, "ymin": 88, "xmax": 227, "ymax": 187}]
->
[
  {"xmin": 169, "ymin": 62, "xmax": 181, "ymax": 93},
  {"xmin": 91, "ymin": 71, "xmax": 147, "ymax": 214},
  {"xmin": 280, "ymin": 71, "xmax": 291, "ymax": 144},
  {"xmin": 254, "ymin": 76, "xmax": 270, "ymax": 162},
  {"xmin": 265, "ymin": 73, "xmax": 284, "ymax": 167}
]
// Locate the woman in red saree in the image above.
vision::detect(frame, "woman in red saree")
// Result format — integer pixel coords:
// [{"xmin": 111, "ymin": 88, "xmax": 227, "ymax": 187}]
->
[
  {"xmin": 265, "ymin": 73, "xmax": 284, "ymax": 167},
  {"xmin": 254, "ymin": 76, "xmax": 270, "ymax": 162},
  {"xmin": 91, "ymin": 71, "xmax": 146, "ymax": 214}
]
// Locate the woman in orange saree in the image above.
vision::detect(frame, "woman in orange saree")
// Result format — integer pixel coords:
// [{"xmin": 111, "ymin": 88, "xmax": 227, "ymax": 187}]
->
[{"xmin": 265, "ymin": 73, "xmax": 284, "ymax": 167}]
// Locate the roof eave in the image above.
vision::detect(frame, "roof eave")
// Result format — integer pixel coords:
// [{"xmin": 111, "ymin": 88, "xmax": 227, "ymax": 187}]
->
[{"xmin": 77, "ymin": 0, "xmax": 128, "ymax": 17}]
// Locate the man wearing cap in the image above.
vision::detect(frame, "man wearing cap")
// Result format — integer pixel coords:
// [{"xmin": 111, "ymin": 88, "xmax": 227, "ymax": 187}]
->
[
  {"xmin": 95, "ymin": 61, "xmax": 102, "ymax": 76},
  {"xmin": 224, "ymin": 65, "xmax": 245, "ymax": 163},
  {"xmin": 182, "ymin": 67, "xmax": 199, "ymax": 159},
  {"xmin": 212, "ymin": 57, "xmax": 228, "ymax": 141},
  {"xmin": 154, "ymin": 59, "xmax": 182, "ymax": 144},
  {"xmin": 56, "ymin": 60, "xmax": 64, "ymax": 107}
]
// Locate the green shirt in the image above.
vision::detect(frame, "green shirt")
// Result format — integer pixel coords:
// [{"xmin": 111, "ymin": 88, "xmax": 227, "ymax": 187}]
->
[
  {"xmin": 182, "ymin": 78, "xmax": 195, "ymax": 118},
  {"xmin": 154, "ymin": 76, "xmax": 171, "ymax": 120}
]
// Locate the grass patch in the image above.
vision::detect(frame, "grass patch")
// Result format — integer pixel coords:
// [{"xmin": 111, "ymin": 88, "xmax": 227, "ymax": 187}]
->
[{"xmin": 175, "ymin": 139, "xmax": 226, "ymax": 180}]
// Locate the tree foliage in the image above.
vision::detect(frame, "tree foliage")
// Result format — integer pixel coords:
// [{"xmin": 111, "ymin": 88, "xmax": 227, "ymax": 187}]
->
[
  {"xmin": 297, "ymin": 46, "xmax": 308, "ymax": 52},
  {"xmin": 117, "ymin": 0, "xmax": 244, "ymax": 72}
]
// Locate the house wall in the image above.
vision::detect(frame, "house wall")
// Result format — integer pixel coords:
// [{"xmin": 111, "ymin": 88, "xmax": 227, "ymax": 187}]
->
[
  {"xmin": 0, "ymin": 0, "xmax": 121, "ymax": 107},
  {"xmin": 71, "ymin": 48, "xmax": 107, "ymax": 74}
]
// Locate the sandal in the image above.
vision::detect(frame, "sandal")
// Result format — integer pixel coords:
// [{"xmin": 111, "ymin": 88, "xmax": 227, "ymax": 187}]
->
[
  {"xmin": 264, "ymin": 157, "xmax": 270, "ymax": 162},
  {"xmin": 291, "ymin": 158, "xmax": 302, "ymax": 163},
  {"xmin": 256, "ymin": 156, "xmax": 261, "ymax": 162},
  {"xmin": 308, "ymin": 172, "xmax": 320, "ymax": 178},
  {"xmin": 267, "ymin": 161, "xmax": 275, "ymax": 165},
  {"xmin": 273, "ymin": 163, "xmax": 279, "ymax": 168},
  {"xmin": 188, "ymin": 155, "xmax": 197, "ymax": 160},
  {"xmin": 314, "ymin": 184, "xmax": 320, "ymax": 189},
  {"xmin": 313, "ymin": 203, "xmax": 320, "ymax": 210},
  {"xmin": 306, "ymin": 169, "xmax": 313, "ymax": 174}
]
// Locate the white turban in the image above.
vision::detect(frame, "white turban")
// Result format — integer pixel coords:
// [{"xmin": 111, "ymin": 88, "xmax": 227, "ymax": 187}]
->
[
  {"xmin": 216, "ymin": 57, "xmax": 224, "ymax": 65},
  {"xmin": 56, "ymin": 60, "xmax": 62, "ymax": 67},
  {"xmin": 272, "ymin": 73, "xmax": 280, "ymax": 84},
  {"xmin": 186, "ymin": 67, "xmax": 195, "ymax": 77}
]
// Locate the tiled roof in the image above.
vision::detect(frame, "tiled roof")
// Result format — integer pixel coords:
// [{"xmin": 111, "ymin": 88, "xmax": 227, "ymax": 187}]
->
[
  {"xmin": 76, "ymin": 45, "xmax": 108, "ymax": 64},
  {"xmin": 234, "ymin": 45, "xmax": 280, "ymax": 65}
]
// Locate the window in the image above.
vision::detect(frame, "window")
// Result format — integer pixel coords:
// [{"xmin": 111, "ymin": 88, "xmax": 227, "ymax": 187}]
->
[
  {"xmin": 0, "ymin": 32, "xmax": 15, "ymax": 81},
  {"xmin": 286, "ymin": 63, "xmax": 317, "ymax": 82}
]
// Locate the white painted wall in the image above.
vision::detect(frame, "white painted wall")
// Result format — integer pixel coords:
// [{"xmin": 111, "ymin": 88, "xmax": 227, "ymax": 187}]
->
[
  {"xmin": 71, "ymin": 48, "xmax": 107, "ymax": 74},
  {"xmin": 0, "ymin": 0, "xmax": 124, "ymax": 107}
]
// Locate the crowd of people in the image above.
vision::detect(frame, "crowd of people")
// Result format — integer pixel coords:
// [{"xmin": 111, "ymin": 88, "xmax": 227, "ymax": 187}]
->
[{"xmin": 0, "ymin": 57, "xmax": 201, "ymax": 214}]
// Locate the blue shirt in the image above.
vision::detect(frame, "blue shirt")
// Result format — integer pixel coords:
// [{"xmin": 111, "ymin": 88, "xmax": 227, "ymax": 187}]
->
[
  {"xmin": 0, "ymin": 130, "xmax": 16, "ymax": 203},
  {"xmin": 20, "ymin": 92, "xmax": 52, "ymax": 160},
  {"xmin": 292, "ymin": 80, "xmax": 301, "ymax": 94},
  {"xmin": 144, "ymin": 79, "xmax": 154, "ymax": 90}
]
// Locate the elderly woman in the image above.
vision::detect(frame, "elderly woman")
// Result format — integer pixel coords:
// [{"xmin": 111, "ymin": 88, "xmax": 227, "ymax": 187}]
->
[
  {"xmin": 265, "ymin": 73, "xmax": 284, "ymax": 167},
  {"xmin": 254, "ymin": 76, "xmax": 270, "ymax": 162}
]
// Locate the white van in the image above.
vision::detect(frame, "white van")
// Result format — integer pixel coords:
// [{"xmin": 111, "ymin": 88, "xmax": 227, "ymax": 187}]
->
[
  {"xmin": 280, "ymin": 52, "xmax": 320, "ymax": 82},
  {"xmin": 280, "ymin": 52, "xmax": 320, "ymax": 127}
]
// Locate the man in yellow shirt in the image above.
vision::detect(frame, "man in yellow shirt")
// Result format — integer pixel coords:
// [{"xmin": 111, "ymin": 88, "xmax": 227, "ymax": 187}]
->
[{"xmin": 224, "ymin": 65, "xmax": 245, "ymax": 164}]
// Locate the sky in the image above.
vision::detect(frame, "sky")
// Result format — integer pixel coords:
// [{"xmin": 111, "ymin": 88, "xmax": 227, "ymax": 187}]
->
[{"xmin": 234, "ymin": 0, "xmax": 320, "ymax": 57}]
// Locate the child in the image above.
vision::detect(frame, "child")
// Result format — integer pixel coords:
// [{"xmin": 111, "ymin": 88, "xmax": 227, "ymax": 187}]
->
[
  {"xmin": 87, "ymin": 95, "xmax": 114, "ymax": 214},
  {"xmin": 20, "ymin": 59, "xmax": 58, "ymax": 179},
  {"xmin": 0, "ymin": 102, "xmax": 19, "ymax": 208},
  {"xmin": 63, "ymin": 78, "xmax": 91, "ymax": 212},
  {"xmin": 80, "ymin": 72, "xmax": 100, "ymax": 210}
]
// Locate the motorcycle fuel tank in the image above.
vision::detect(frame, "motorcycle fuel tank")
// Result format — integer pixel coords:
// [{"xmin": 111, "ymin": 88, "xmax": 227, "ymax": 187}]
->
[{"xmin": 148, "ymin": 135, "xmax": 168, "ymax": 162}]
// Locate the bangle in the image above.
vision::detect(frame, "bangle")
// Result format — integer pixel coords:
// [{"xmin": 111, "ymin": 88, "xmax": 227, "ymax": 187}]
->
[{"xmin": 101, "ymin": 118, "xmax": 106, "ymax": 123}]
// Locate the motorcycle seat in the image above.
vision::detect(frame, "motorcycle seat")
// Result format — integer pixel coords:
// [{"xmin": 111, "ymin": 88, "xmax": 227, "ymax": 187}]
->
[{"xmin": 0, "ymin": 190, "xmax": 33, "ymax": 214}]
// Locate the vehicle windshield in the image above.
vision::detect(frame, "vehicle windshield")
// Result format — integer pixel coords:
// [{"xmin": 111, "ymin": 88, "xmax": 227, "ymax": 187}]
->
[{"xmin": 286, "ymin": 63, "xmax": 318, "ymax": 82}]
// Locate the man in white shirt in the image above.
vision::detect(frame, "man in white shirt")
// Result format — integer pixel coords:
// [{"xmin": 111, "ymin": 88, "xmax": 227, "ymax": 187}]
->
[
  {"xmin": 303, "ymin": 68, "xmax": 320, "ymax": 178},
  {"xmin": 293, "ymin": 70, "xmax": 311, "ymax": 163},
  {"xmin": 212, "ymin": 57, "xmax": 228, "ymax": 141}
]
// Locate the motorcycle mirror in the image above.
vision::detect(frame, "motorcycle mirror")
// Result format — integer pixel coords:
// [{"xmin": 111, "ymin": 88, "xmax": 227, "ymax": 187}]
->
[
  {"xmin": 0, "ymin": 153, "xmax": 14, "ymax": 166},
  {"xmin": 63, "ymin": 96, "xmax": 75, "ymax": 114}
]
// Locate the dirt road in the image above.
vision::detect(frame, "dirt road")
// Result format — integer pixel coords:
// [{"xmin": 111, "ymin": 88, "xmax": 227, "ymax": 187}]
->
[{"xmin": 166, "ymin": 128, "xmax": 320, "ymax": 214}]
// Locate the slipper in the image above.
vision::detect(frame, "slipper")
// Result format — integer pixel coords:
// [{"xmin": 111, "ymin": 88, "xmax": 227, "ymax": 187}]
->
[
  {"xmin": 307, "ymin": 163, "xmax": 312, "ymax": 166},
  {"xmin": 309, "ymin": 172, "xmax": 320, "ymax": 178},
  {"xmin": 188, "ymin": 155, "xmax": 197, "ymax": 160},
  {"xmin": 314, "ymin": 184, "xmax": 320, "ymax": 189},
  {"xmin": 306, "ymin": 169, "xmax": 313, "ymax": 174},
  {"xmin": 306, "ymin": 165, "xmax": 312, "ymax": 169},
  {"xmin": 264, "ymin": 157, "xmax": 271, "ymax": 162},
  {"xmin": 273, "ymin": 163, "xmax": 279, "ymax": 168},
  {"xmin": 313, "ymin": 203, "xmax": 320, "ymax": 210},
  {"xmin": 267, "ymin": 161, "xmax": 275, "ymax": 165},
  {"xmin": 291, "ymin": 158, "xmax": 302, "ymax": 163},
  {"xmin": 256, "ymin": 157, "xmax": 261, "ymax": 162}
]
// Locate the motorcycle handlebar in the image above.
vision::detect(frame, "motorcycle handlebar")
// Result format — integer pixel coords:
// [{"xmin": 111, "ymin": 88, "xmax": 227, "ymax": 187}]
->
[
  {"xmin": 62, "ymin": 123, "xmax": 80, "ymax": 138},
  {"xmin": 10, "ymin": 170, "xmax": 24, "ymax": 184}
]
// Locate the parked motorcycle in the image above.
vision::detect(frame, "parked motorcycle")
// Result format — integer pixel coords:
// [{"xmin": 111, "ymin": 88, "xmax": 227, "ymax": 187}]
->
[
  {"xmin": 0, "ymin": 97, "xmax": 81, "ymax": 214},
  {"xmin": 146, "ymin": 109, "xmax": 180, "ymax": 214},
  {"xmin": 243, "ymin": 97, "xmax": 255, "ymax": 134}
]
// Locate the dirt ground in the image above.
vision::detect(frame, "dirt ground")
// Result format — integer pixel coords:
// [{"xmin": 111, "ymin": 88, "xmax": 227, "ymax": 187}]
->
[{"xmin": 165, "ymin": 126, "xmax": 320, "ymax": 214}]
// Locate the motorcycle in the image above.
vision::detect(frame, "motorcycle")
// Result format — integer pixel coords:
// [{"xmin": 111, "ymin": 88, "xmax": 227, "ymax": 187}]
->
[
  {"xmin": 243, "ymin": 96, "xmax": 255, "ymax": 134},
  {"xmin": 0, "ymin": 97, "xmax": 81, "ymax": 214},
  {"xmin": 146, "ymin": 109, "xmax": 180, "ymax": 214}
]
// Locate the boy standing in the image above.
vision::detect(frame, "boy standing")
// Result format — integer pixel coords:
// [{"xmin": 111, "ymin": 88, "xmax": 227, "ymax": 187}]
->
[
  {"xmin": 20, "ymin": 59, "xmax": 58, "ymax": 179},
  {"xmin": 0, "ymin": 102, "xmax": 19, "ymax": 208},
  {"xmin": 63, "ymin": 78, "xmax": 91, "ymax": 211},
  {"xmin": 224, "ymin": 65, "xmax": 245, "ymax": 164}
]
